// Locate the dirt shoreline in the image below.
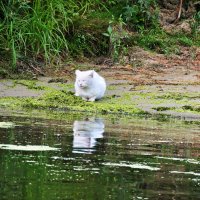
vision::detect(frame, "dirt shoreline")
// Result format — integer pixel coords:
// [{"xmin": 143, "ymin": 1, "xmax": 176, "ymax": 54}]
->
[{"xmin": 0, "ymin": 47, "xmax": 200, "ymax": 120}]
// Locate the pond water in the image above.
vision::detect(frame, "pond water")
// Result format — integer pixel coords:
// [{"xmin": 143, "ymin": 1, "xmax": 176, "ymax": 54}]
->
[{"xmin": 0, "ymin": 112, "xmax": 199, "ymax": 200}]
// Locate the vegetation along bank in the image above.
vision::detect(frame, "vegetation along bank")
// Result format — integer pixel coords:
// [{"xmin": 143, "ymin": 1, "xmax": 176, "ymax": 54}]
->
[{"xmin": 0, "ymin": 0, "xmax": 199, "ymax": 120}]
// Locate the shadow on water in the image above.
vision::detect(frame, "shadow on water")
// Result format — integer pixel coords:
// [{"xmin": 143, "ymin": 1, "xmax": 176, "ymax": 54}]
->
[{"xmin": 0, "ymin": 113, "xmax": 199, "ymax": 200}]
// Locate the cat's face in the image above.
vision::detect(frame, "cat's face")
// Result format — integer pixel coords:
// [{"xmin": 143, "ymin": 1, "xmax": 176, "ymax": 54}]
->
[{"xmin": 75, "ymin": 70, "xmax": 94, "ymax": 89}]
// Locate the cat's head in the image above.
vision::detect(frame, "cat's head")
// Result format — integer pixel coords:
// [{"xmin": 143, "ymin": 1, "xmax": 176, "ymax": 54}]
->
[{"xmin": 75, "ymin": 70, "xmax": 94, "ymax": 88}]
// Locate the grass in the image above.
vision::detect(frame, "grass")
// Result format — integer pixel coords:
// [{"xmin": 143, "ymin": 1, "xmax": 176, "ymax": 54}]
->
[
  {"xmin": 133, "ymin": 29, "xmax": 200, "ymax": 55},
  {"xmin": 0, "ymin": 0, "xmax": 112, "ymax": 68},
  {"xmin": 0, "ymin": 0, "xmax": 200, "ymax": 72},
  {"xmin": 0, "ymin": 0, "xmax": 78, "ymax": 67}
]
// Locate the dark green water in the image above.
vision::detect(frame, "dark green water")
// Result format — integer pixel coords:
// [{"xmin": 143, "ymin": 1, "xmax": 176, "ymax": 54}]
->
[{"xmin": 0, "ymin": 113, "xmax": 199, "ymax": 200}]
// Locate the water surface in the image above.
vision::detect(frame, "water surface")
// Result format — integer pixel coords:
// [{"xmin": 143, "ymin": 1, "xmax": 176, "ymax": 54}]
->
[{"xmin": 0, "ymin": 113, "xmax": 199, "ymax": 200}]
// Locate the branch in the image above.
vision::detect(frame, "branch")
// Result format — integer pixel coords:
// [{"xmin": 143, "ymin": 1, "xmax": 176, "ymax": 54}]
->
[{"xmin": 174, "ymin": 0, "xmax": 183, "ymax": 23}]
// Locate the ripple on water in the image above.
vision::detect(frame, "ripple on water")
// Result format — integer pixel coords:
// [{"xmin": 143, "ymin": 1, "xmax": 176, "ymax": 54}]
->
[
  {"xmin": 0, "ymin": 144, "xmax": 59, "ymax": 151},
  {"xmin": 102, "ymin": 161, "xmax": 160, "ymax": 171},
  {"xmin": 155, "ymin": 156, "xmax": 200, "ymax": 164}
]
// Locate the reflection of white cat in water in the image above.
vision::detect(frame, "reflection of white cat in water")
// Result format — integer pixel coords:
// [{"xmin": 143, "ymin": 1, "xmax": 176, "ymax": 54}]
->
[{"xmin": 73, "ymin": 118, "xmax": 104, "ymax": 154}]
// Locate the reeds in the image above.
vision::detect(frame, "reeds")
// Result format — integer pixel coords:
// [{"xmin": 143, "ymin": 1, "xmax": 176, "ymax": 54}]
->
[
  {"xmin": 1, "ymin": 0, "xmax": 199, "ymax": 70},
  {"xmin": 0, "ymin": 0, "xmax": 96, "ymax": 68}
]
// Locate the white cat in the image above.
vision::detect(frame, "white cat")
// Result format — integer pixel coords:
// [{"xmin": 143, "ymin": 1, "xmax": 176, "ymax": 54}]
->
[{"xmin": 74, "ymin": 70, "xmax": 106, "ymax": 101}]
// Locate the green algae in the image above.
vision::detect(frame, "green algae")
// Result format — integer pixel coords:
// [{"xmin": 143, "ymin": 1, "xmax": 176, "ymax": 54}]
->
[
  {"xmin": 0, "ymin": 97, "xmax": 21, "ymax": 107},
  {"xmin": 0, "ymin": 88, "xmax": 144, "ymax": 116},
  {"xmin": 107, "ymin": 85, "xmax": 118, "ymax": 90},
  {"xmin": 156, "ymin": 92, "xmax": 200, "ymax": 100},
  {"xmin": 153, "ymin": 106, "xmax": 175, "ymax": 111},
  {"xmin": 127, "ymin": 90, "xmax": 200, "ymax": 116},
  {"xmin": 182, "ymin": 105, "xmax": 200, "ymax": 112},
  {"xmin": 37, "ymin": 89, "xmax": 197, "ymax": 115},
  {"xmin": 21, "ymin": 90, "xmax": 145, "ymax": 115},
  {"xmin": 0, "ymin": 79, "xmax": 200, "ymax": 118},
  {"xmin": 14, "ymin": 80, "xmax": 47, "ymax": 90},
  {"xmin": 0, "ymin": 88, "xmax": 199, "ymax": 117},
  {"xmin": 56, "ymin": 83, "xmax": 74, "ymax": 90}
]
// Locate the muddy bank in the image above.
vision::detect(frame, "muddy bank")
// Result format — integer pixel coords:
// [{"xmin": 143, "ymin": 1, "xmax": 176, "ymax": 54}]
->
[
  {"xmin": 0, "ymin": 77, "xmax": 199, "ymax": 121},
  {"xmin": 0, "ymin": 47, "xmax": 199, "ymax": 121}
]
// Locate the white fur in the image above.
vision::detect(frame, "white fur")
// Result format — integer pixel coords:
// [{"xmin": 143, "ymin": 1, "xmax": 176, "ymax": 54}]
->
[{"xmin": 74, "ymin": 70, "xmax": 106, "ymax": 101}]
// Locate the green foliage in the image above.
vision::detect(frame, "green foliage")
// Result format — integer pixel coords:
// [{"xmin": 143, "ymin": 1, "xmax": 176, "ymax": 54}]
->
[
  {"xmin": 0, "ymin": 0, "xmax": 112, "ymax": 67},
  {"xmin": 121, "ymin": 0, "xmax": 159, "ymax": 30},
  {"xmin": 133, "ymin": 29, "xmax": 198, "ymax": 54},
  {"xmin": 68, "ymin": 21, "xmax": 109, "ymax": 58},
  {"xmin": 178, "ymin": 36, "xmax": 193, "ymax": 47},
  {"xmin": 191, "ymin": 11, "xmax": 200, "ymax": 37},
  {"xmin": 103, "ymin": 16, "xmax": 128, "ymax": 61},
  {"xmin": 0, "ymin": 0, "xmax": 74, "ymax": 67},
  {"xmin": 0, "ymin": 0, "xmax": 200, "ymax": 69}
]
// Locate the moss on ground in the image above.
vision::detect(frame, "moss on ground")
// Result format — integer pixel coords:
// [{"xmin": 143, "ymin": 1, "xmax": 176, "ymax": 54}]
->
[
  {"xmin": 156, "ymin": 92, "xmax": 200, "ymax": 100},
  {"xmin": 0, "ymin": 80, "xmax": 199, "ymax": 118},
  {"xmin": 21, "ymin": 90, "xmax": 145, "ymax": 115},
  {"xmin": 14, "ymin": 80, "xmax": 48, "ymax": 90}
]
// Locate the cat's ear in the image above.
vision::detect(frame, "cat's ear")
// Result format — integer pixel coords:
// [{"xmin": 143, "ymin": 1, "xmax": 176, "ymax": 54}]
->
[
  {"xmin": 75, "ymin": 70, "xmax": 81, "ymax": 76},
  {"xmin": 89, "ymin": 70, "xmax": 94, "ymax": 78}
]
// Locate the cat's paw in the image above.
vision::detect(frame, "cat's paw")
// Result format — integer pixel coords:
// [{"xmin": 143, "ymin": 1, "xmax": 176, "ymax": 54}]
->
[
  {"xmin": 88, "ymin": 97, "xmax": 96, "ymax": 102},
  {"xmin": 82, "ymin": 97, "xmax": 88, "ymax": 101},
  {"xmin": 75, "ymin": 93, "xmax": 79, "ymax": 96}
]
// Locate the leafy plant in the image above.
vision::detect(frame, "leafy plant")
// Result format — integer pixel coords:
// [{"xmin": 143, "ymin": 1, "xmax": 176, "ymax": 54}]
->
[
  {"xmin": 191, "ymin": 11, "xmax": 200, "ymax": 37},
  {"xmin": 0, "ymin": 0, "xmax": 199, "ymax": 71},
  {"xmin": 103, "ymin": 16, "xmax": 128, "ymax": 61},
  {"xmin": 121, "ymin": 0, "xmax": 159, "ymax": 30}
]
